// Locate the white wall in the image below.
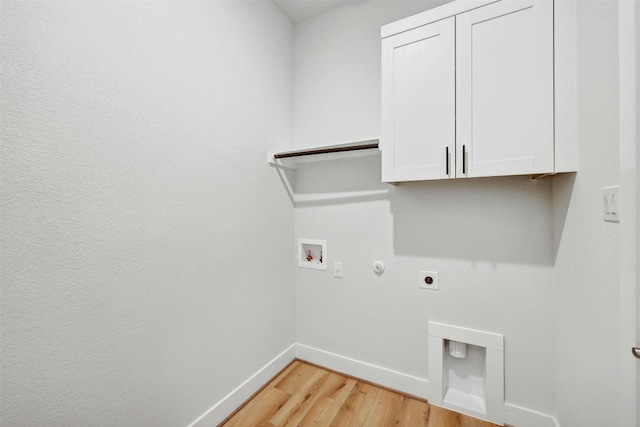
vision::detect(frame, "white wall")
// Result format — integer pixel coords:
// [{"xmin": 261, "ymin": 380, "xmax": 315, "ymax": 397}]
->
[
  {"xmin": 292, "ymin": 0, "xmax": 556, "ymax": 420},
  {"xmin": 552, "ymin": 1, "xmax": 621, "ymax": 425},
  {"xmin": 0, "ymin": 2, "xmax": 294, "ymax": 426},
  {"xmin": 293, "ymin": 0, "xmax": 452, "ymax": 148},
  {"xmin": 1, "ymin": 0, "xmax": 625, "ymax": 425}
]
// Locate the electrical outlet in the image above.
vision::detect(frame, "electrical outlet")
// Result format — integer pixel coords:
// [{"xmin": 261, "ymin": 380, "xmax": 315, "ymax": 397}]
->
[
  {"xmin": 419, "ymin": 270, "xmax": 439, "ymax": 290},
  {"xmin": 334, "ymin": 262, "xmax": 343, "ymax": 278}
]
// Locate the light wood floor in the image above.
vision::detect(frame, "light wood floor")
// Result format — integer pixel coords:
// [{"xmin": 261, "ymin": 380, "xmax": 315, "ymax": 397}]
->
[{"xmin": 220, "ymin": 360, "xmax": 501, "ymax": 427}]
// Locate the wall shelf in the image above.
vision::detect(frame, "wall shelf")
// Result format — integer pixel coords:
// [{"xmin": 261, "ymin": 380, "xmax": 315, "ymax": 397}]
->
[
  {"xmin": 268, "ymin": 138, "xmax": 386, "ymax": 206},
  {"xmin": 268, "ymin": 138, "xmax": 380, "ymax": 169}
]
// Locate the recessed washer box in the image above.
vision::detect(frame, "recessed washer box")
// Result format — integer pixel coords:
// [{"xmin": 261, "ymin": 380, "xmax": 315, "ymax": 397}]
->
[{"xmin": 297, "ymin": 239, "xmax": 327, "ymax": 270}]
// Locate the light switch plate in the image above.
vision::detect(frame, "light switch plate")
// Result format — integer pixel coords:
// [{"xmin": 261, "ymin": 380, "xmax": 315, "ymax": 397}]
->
[
  {"xmin": 419, "ymin": 270, "xmax": 439, "ymax": 290},
  {"xmin": 603, "ymin": 186, "xmax": 620, "ymax": 223}
]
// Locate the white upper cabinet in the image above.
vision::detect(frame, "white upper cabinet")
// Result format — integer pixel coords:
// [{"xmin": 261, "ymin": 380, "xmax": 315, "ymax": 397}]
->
[
  {"xmin": 456, "ymin": 0, "xmax": 553, "ymax": 178},
  {"xmin": 381, "ymin": 0, "xmax": 568, "ymax": 183},
  {"xmin": 381, "ymin": 17, "xmax": 455, "ymax": 182}
]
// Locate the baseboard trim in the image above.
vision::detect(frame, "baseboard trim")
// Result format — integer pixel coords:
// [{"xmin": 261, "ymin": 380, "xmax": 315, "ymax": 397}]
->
[
  {"xmin": 187, "ymin": 343, "xmax": 296, "ymax": 427},
  {"xmin": 295, "ymin": 344, "xmax": 560, "ymax": 427},
  {"xmin": 295, "ymin": 343, "xmax": 430, "ymax": 400},
  {"xmin": 187, "ymin": 343, "xmax": 560, "ymax": 427},
  {"xmin": 504, "ymin": 402, "xmax": 560, "ymax": 427}
]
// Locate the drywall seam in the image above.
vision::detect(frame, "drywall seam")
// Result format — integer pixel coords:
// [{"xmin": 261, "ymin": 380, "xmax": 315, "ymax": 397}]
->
[{"xmin": 187, "ymin": 344, "xmax": 296, "ymax": 427}]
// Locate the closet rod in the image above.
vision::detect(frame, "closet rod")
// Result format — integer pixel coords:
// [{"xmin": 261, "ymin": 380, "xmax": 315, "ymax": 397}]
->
[{"xmin": 273, "ymin": 142, "xmax": 379, "ymax": 159}]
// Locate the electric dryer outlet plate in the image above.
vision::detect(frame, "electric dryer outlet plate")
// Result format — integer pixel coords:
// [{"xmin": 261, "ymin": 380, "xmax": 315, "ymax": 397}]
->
[{"xmin": 419, "ymin": 270, "xmax": 439, "ymax": 290}]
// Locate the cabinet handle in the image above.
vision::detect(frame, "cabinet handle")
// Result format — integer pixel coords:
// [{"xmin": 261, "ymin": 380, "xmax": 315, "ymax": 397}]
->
[
  {"xmin": 446, "ymin": 147, "xmax": 449, "ymax": 175},
  {"xmin": 633, "ymin": 347, "xmax": 640, "ymax": 359},
  {"xmin": 462, "ymin": 145, "xmax": 466, "ymax": 174}
]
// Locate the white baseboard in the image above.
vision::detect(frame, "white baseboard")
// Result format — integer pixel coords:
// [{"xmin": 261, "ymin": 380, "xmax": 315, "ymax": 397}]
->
[
  {"xmin": 187, "ymin": 343, "xmax": 560, "ymax": 427},
  {"xmin": 504, "ymin": 402, "xmax": 561, "ymax": 427},
  {"xmin": 187, "ymin": 343, "xmax": 296, "ymax": 427},
  {"xmin": 295, "ymin": 343, "xmax": 430, "ymax": 399},
  {"xmin": 296, "ymin": 344, "xmax": 560, "ymax": 427}
]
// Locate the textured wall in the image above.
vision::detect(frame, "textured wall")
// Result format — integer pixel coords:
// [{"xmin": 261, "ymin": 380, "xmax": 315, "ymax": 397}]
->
[
  {"xmin": 292, "ymin": 0, "xmax": 556, "ymax": 417},
  {"xmin": 0, "ymin": 2, "xmax": 294, "ymax": 426},
  {"xmin": 552, "ymin": 1, "xmax": 621, "ymax": 425}
]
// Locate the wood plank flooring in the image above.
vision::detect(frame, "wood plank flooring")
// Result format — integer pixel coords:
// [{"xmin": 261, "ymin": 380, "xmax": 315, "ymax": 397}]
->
[{"xmin": 220, "ymin": 360, "xmax": 501, "ymax": 427}]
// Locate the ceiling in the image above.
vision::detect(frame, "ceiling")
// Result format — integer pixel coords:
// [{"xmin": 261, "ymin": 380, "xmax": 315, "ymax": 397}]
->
[{"xmin": 273, "ymin": 0, "xmax": 365, "ymax": 24}]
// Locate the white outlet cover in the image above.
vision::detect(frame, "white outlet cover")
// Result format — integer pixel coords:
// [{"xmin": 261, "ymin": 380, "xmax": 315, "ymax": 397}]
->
[
  {"xmin": 334, "ymin": 262, "xmax": 343, "ymax": 278},
  {"xmin": 419, "ymin": 270, "xmax": 439, "ymax": 290}
]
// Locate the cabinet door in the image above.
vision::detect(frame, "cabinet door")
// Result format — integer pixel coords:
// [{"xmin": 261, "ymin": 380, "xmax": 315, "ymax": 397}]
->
[
  {"xmin": 456, "ymin": 0, "xmax": 554, "ymax": 178},
  {"xmin": 382, "ymin": 17, "xmax": 455, "ymax": 182}
]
